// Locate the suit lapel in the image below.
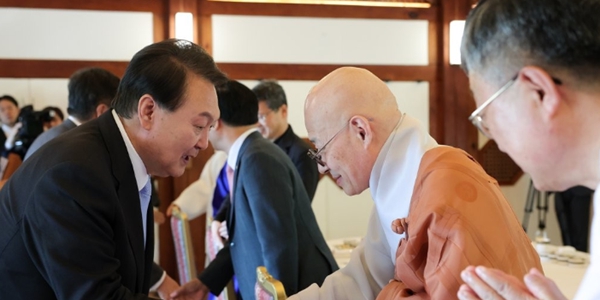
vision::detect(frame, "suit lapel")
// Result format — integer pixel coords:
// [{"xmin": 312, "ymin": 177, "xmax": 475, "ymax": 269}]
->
[
  {"xmin": 97, "ymin": 111, "xmax": 147, "ymax": 291},
  {"xmin": 227, "ymin": 131, "xmax": 262, "ymax": 241}
]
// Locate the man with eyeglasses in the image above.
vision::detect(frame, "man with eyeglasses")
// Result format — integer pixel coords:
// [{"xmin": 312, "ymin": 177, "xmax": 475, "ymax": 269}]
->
[
  {"xmin": 253, "ymin": 80, "xmax": 319, "ymax": 201},
  {"xmin": 458, "ymin": 0, "xmax": 600, "ymax": 300},
  {"xmin": 289, "ymin": 67, "xmax": 540, "ymax": 299}
]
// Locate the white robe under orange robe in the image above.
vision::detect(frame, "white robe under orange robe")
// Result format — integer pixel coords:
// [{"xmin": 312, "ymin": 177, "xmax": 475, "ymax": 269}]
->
[{"xmin": 377, "ymin": 146, "xmax": 542, "ymax": 299}]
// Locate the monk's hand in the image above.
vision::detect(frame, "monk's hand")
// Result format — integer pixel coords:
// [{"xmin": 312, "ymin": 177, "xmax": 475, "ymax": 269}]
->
[
  {"xmin": 458, "ymin": 266, "xmax": 566, "ymax": 300},
  {"xmin": 391, "ymin": 218, "xmax": 407, "ymax": 235}
]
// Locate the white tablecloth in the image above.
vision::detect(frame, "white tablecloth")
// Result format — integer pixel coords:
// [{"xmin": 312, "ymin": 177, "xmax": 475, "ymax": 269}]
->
[{"xmin": 542, "ymin": 259, "xmax": 588, "ymax": 300}]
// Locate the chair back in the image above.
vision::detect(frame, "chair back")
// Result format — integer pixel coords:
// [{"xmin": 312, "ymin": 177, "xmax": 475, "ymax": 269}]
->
[
  {"xmin": 205, "ymin": 225, "xmax": 236, "ymax": 300},
  {"xmin": 255, "ymin": 266, "xmax": 287, "ymax": 300},
  {"xmin": 170, "ymin": 206, "xmax": 197, "ymax": 285}
]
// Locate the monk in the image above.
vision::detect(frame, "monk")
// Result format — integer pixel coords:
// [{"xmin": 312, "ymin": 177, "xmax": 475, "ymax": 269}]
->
[
  {"xmin": 380, "ymin": 145, "xmax": 541, "ymax": 299},
  {"xmin": 289, "ymin": 67, "xmax": 541, "ymax": 300}
]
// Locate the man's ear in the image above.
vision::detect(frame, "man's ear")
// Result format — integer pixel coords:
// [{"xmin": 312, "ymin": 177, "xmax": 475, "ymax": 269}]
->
[
  {"xmin": 95, "ymin": 103, "xmax": 110, "ymax": 118},
  {"xmin": 519, "ymin": 66, "xmax": 562, "ymax": 119},
  {"xmin": 349, "ymin": 115, "xmax": 372, "ymax": 148},
  {"xmin": 279, "ymin": 104, "xmax": 288, "ymax": 119},
  {"xmin": 138, "ymin": 94, "xmax": 156, "ymax": 130}
]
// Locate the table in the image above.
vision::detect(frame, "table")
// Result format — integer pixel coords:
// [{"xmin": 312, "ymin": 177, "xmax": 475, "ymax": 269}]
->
[{"xmin": 541, "ymin": 258, "xmax": 588, "ymax": 299}]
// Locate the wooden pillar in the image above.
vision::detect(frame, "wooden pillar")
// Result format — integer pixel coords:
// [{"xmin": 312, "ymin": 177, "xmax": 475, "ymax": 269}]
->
[
  {"xmin": 438, "ymin": 0, "xmax": 477, "ymax": 156},
  {"xmin": 157, "ymin": 0, "xmax": 213, "ymax": 282}
]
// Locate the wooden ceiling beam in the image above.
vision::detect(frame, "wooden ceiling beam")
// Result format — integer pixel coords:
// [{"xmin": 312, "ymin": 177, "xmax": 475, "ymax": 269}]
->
[
  {"xmin": 200, "ymin": 0, "xmax": 437, "ymax": 20},
  {"xmin": 218, "ymin": 63, "xmax": 436, "ymax": 82},
  {"xmin": 0, "ymin": 0, "xmax": 164, "ymax": 14},
  {"xmin": 0, "ymin": 59, "xmax": 129, "ymax": 78}
]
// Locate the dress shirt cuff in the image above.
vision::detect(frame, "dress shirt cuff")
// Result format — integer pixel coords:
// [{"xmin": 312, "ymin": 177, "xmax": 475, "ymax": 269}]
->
[{"xmin": 149, "ymin": 271, "xmax": 167, "ymax": 292}]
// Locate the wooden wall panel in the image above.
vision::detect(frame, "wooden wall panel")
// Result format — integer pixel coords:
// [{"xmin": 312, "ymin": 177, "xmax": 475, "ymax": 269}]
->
[
  {"xmin": 0, "ymin": 0, "xmax": 164, "ymax": 13},
  {"xmin": 200, "ymin": 0, "xmax": 436, "ymax": 20},
  {"xmin": 0, "ymin": 59, "xmax": 129, "ymax": 78},
  {"xmin": 439, "ymin": 0, "xmax": 477, "ymax": 156},
  {"xmin": 218, "ymin": 63, "xmax": 436, "ymax": 82}
]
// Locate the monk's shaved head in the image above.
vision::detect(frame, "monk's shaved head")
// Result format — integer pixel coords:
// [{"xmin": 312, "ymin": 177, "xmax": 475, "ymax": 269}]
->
[
  {"xmin": 305, "ymin": 67, "xmax": 399, "ymax": 131},
  {"xmin": 304, "ymin": 67, "xmax": 402, "ymax": 195}
]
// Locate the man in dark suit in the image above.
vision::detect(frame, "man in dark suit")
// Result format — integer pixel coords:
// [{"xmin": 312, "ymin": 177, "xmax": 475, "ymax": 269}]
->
[
  {"xmin": 253, "ymin": 80, "xmax": 319, "ymax": 201},
  {"xmin": 171, "ymin": 80, "xmax": 338, "ymax": 300},
  {"xmin": 24, "ymin": 67, "xmax": 119, "ymax": 160},
  {"xmin": 0, "ymin": 39, "xmax": 227, "ymax": 299}
]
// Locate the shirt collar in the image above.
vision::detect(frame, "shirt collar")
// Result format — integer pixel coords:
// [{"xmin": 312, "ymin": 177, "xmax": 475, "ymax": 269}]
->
[
  {"xmin": 67, "ymin": 115, "xmax": 82, "ymax": 126},
  {"xmin": 1, "ymin": 123, "xmax": 20, "ymax": 134},
  {"xmin": 227, "ymin": 128, "xmax": 258, "ymax": 170},
  {"xmin": 111, "ymin": 110, "xmax": 150, "ymax": 191}
]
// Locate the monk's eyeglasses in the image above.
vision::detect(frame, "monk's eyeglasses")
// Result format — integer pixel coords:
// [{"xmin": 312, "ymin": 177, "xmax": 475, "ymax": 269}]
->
[{"xmin": 307, "ymin": 121, "xmax": 349, "ymax": 167}]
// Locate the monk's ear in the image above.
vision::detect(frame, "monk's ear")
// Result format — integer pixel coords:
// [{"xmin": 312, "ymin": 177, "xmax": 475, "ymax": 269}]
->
[
  {"xmin": 349, "ymin": 116, "xmax": 372, "ymax": 148},
  {"xmin": 138, "ymin": 94, "xmax": 156, "ymax": 130}
]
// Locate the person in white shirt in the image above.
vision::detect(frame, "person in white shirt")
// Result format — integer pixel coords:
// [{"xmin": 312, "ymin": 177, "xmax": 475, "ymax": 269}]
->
[
  {"xmin": 168, "ymin": 151, "xmax": 229, "ymax": 255},
  {"xmin": 458, "ymin": 0, "xmax": 600, "ymax": 299},
  {"xmin": 0, "ymin": 95, "xmax": 21, "ymax": 156}
]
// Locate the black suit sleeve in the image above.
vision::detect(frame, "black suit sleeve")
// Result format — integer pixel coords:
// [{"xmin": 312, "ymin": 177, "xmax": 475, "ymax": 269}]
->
[
  {"xmin": 150, "ymin": 263, "xmax": 165, "ymax": 287},
  {"xmin": 213, "ymin": 197, "xmax": 230, "ymax": 222},
  {"xmin": 198, "ymin": 243, "xmax": 235, "ymax": 295}
]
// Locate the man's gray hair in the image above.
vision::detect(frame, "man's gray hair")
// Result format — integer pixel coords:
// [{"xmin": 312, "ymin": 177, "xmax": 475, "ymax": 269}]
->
[{"xmin": 461, "ymin": 0, "xmax": 600, "ymax": 86}]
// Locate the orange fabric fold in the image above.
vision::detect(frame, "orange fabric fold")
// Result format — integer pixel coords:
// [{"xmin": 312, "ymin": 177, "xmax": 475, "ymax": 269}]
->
[{"xmin": 377, "ymin": 146, "xmax": 542, "ymax": 299}]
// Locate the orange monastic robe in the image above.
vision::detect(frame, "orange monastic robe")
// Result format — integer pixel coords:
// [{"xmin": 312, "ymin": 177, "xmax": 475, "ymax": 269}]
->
[{"xmin": 377, "ymin": 146, "xmax": 542, "ymax": 299}]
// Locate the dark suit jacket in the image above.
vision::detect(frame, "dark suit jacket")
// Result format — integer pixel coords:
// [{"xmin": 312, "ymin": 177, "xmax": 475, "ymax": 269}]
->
[
  {"xmin": 24, "ymin": 118, "xmax": 77, "ymax": 160},
  {"xmin": 0, "ymin": 111, "xmax": 161, "ymax": 299},
  {"xmin": 199, "ymin": 132, "xmax": 338, "ymax": 299},
  {"xmin": 0, "ymin": 130, "xmax": 6, "ymax": 155},
  {"xmin": 274, "ymin": 125, "xmax": 319, "ymax": 201}
]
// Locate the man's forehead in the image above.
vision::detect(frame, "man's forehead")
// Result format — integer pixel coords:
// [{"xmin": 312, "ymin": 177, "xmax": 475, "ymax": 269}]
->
[{"xmin": 306, "ymin": 119, "xmax": 332, "ymax": 144}]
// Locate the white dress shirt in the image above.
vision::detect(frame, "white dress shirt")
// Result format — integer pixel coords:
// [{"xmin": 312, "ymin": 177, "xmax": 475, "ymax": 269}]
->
[
  {"xmin": 573, "ymin": 153, "xmax": 600, "ymax": 299},
  {"xmin": 227, "ymin": 128, "xmax": 258, "ymax": 171},
  {"xmin": 111, "ymin": 111, "xmax": 165, "ymax": 289}
]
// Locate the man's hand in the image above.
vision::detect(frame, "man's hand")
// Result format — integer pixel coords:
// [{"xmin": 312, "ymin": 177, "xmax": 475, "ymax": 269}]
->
[
  {"xmin": 219, "ymin": 221, "xmax": 228, "ymax": 240},
  {"xmin": 156, "ymin": 274, "xmax": 179, "ymax": 300},
  {"xmin": 154, "ymin": 208, "xmax": 166, "ymax": 225},
  {"xmin": 458, "ymin": 266, "xmax": 567, "ymax": 300},
  {"xmin": 210, "ymin": 221, "xmax": 225, "ymax": 251},
  {"xmin": 170, "ymin": 278, "xmax": 210, "ymax": 300},
  {"xmin": 166, "ymin": 203, "xmax": 179, "ymax": 217}
]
